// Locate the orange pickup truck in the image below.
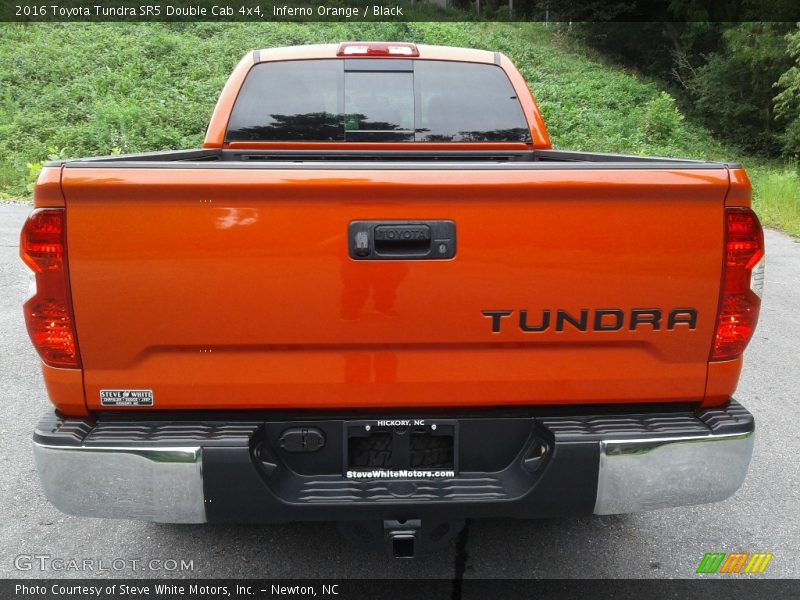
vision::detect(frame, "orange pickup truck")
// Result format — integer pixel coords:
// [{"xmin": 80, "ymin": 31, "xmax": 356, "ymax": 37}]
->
[{"xmin": 24, "ymin": 42, "xmax": 763, "ymax": 556}]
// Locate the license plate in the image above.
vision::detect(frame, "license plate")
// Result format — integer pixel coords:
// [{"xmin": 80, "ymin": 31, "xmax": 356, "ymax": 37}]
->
[{"xmin": 344, "ymin": 419, "xmax": 457, "ymax": 479}]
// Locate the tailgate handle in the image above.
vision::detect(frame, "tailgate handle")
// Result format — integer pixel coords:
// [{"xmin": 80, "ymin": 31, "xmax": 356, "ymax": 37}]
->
[
  {"xmin": 349, "ymin": 220, "xmax": 456, "ymax": 260},
  {"xmin": 375, "ymin": 225, "xmax": 431, "ymax": 255}
]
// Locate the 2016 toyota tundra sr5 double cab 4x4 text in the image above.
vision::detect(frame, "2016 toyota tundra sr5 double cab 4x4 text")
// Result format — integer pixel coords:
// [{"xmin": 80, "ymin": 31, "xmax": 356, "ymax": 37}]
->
[{"xmin": 24, "ymin": 42, "xmax": 763, "ymax": 557}]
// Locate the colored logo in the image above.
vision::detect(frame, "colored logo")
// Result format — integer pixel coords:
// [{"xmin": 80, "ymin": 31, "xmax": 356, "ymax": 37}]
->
[{"xmin": 697, "ymin": 552, "xmax": 773, "ymax": 574}]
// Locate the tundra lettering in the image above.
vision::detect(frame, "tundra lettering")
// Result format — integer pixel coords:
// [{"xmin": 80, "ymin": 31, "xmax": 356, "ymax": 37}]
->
[
  {"xmin": 23, "ymin": 42, "xmax": 762, "ymax": 557},
  {"xmin": 482, "ymin": 308, "xmax": 699, "ymax": 333}
]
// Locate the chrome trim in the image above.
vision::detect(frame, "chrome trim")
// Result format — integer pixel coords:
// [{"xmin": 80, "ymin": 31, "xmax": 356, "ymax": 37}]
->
[
  {"xmin": 593, "ymin": 428, "xmax": 755, "ymax": 515},
  {"xmin": 33, "ymin": 443, "xmax": 206, "ymax": 523},
  {"xmin": 751, "ymin": 256, "xmax": 765, "ymax": 299}
]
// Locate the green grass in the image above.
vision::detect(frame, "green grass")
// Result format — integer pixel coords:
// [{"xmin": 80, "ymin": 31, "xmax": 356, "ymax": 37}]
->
[
  {"xmin": 1, "ymin": 21, "xmax": 798, "ymax": 235},
  {"xmin": 748, "ymin": 167, "xmax": 800, "ymax": 235}
]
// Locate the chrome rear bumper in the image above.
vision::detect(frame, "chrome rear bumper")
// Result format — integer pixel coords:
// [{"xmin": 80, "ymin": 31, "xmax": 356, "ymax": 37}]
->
[
  {"xmin": 593, "ymin": 429, "xmax": 754, "ymax": 514},
  {"xmin": 34, "ymin": 444, "xmax": 206, "ymax": 523},
  {"xmin": 33, "ymin": 401, "xmax": 754, "ymax": 523}
]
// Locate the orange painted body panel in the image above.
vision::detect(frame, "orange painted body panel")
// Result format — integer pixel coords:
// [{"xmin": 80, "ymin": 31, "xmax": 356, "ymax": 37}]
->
[
  {"xmin": 203, "ymin": 52, "xmax": 254, "ymax": 149},
  {"xmin": 498, "ymin": 53, "xmax": 551, "ymax": 149},
  {"xmin": 33, "ymin": 166, "xmax": 66, "ymax": 208},
  {"xmin": 40, "ymin": 363, "xmax": 87, "ymax": 416},
  {"xmin": 704, "ymin": 358, "xmax": 743, "ymax": 407},
  {"xmin": 60, "ymin": 166, "xmax": 729, "ymax": 413},
  {"xmin": 725, "ymin": 168, "xmax": 752, "ymax": 208}
]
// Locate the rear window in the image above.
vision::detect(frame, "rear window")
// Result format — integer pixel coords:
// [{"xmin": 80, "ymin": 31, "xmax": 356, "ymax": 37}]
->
[{"xmin": 225, "ymin": 59, "xmax": 531, "ymax": 143}]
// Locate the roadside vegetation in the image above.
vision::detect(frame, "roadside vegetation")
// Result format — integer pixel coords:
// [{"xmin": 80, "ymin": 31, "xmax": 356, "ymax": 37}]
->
[{"xmin": 0, "ymin": 21, "xmax": 797, "ymax": 234}]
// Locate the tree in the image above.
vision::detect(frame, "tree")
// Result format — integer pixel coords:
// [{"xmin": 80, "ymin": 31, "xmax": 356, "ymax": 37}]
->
[
  {"xmin": 578, "ymin": 22, "xmax": 796, "ymax": 156},
  {"xmin": 687, "ymin": 23, "xmax": 793, "ymax": 153},
  {"xmin": 775, "ymin": 24, "xmax": 800, "ymax": 156}
]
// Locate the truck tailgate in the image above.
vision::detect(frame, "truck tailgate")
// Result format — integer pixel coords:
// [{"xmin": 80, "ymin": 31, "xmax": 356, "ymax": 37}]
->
[{"xmin": 62, "ymin": 166, "xmax": 728, "ymax": 411}]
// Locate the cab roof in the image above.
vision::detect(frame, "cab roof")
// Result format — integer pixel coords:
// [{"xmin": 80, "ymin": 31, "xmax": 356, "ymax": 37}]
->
[{"xmin": 254, "ymin": 43, "xmax": 498, "ymax": 65}]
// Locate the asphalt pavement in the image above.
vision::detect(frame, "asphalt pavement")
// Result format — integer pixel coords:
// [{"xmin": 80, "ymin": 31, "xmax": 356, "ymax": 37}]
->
[{"xmin": 1, "ymin": 202, "xmax": 798, "ymax": 579}]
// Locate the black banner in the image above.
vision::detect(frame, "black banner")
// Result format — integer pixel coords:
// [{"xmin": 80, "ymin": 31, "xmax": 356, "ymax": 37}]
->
[
  {"xmin": 2, "ymin": 0, "xmax": 800, "ymax": 22},
  {"xmin": 3, "ymin": 579, "xmax": 800, "ymax": 600}
]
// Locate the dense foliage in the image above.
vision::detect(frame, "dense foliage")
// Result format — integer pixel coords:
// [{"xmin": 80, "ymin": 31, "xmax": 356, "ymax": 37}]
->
[
  {"xmin": 776, "ymin": 27, "xmax": 800, "ymax": 154},
  {"xmin": 579, "ymin": 22, "xmax": 800, "ymax": 157},
  {"xmin": 0, "ymin": 21, "xmax": 797, "ymax": 234},
  {"xmin": 0, "ymin": 21, "xmax": 730, "ymax": 197}
]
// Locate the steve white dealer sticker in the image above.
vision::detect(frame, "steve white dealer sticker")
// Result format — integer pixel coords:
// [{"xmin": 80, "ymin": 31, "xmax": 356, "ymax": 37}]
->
[{"xmin": 100, "ymin": 390, "xmax": 154, "ymax": 407}]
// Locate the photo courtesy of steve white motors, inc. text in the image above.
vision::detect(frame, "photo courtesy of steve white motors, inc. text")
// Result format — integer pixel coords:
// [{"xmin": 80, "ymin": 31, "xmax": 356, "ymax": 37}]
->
[{"xmin": 14, "ymin": 583, "xmax": 340, "ymax": 597}]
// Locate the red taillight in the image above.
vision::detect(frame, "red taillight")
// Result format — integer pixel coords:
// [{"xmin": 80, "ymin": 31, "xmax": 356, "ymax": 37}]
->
[
  {"xmin": 336, "ymin": 42, "xmax": 419, "ymax": 57},
  {"xmin": 20, "ymin": 208, "xmax": 81, "ymax": 368},
  {"xmin": 711, "ymin": 208, "xmax": 765, "ymax": 361}
]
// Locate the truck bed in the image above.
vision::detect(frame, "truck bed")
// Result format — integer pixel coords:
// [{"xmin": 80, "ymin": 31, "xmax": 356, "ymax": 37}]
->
[{"xmin": 53, "ymin": 148, "xmax": 733, "ymax": 169}]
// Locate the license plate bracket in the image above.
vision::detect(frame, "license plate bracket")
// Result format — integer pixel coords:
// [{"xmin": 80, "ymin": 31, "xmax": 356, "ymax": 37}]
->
[{"xmin": 344, "ymin": 419, "xmax": 458, "ymax": 477}]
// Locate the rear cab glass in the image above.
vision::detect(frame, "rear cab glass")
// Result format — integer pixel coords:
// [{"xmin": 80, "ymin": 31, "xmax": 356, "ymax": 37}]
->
[{"xmin": 225, "ymin": 59, "xmax": 531, "ymax": 143}]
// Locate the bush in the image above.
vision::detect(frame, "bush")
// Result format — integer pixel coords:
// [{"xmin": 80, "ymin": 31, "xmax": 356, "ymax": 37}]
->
[{"xmin": 641, "ymin": 92, "xmax": 684, "ymax": 142}]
